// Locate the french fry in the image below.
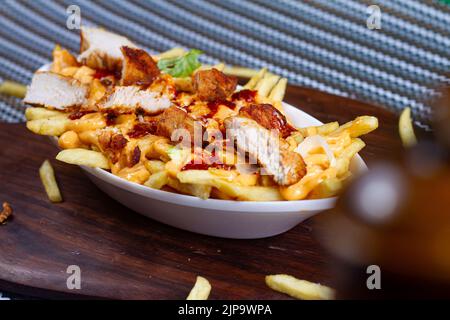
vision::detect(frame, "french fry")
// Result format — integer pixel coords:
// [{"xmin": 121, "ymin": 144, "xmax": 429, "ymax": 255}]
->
[
  {"xmin": 223, "ymin": 66, "xmax": 259, "ymax": 78},
  {"xmin": 331, "ymin": 116, "xmax": 378, "ymax": 138},
  {"xmin": 88, "ymin": 79, "xmax": 107, "ymax": 103},
  {"xmin": 399, "ymin": 107, "xmax": 417, "ymax": 147},
  {"xmin": 244, "ymin": 68, "xmax": 267, "ymax": 89},
  {"xmin": 304, "ymin": 154, "xmax": 330, "ymax": 168},
  {"xmin": 148, "ymin": 139, "xmax": 172, "ymax": 161},
  {"xmin": 116, "ymin": 164, "xmax": 150, "ymax": 184},
  {"xmin": 25, "ymin": 107, "xmax": 64, "ymax": 121},
  {"xmin": 299, "ymin": 122, "xmax": 339, "ymax": 137},
  {"xmin": 0, "ymin": 80, "xmax": 27, "ymax": 98},
  {"xmin": 59, "ymin": 66, "xmax": 79, "ymax": 77},
  {"xmin": 66, "ymin": 112, "xmax": 106, "ymax": 133},
  {"xmin": 144, "ymin": 170, "xmax": 169, "ymax": 189},
  {"xmin": 234, "ymin": 173, "xmax": 258, "ymax": 186},
  {"xmin": 173, "ymin": 77, "xmax": 194, "ymax": 92},
  {"xmin": 213, "ymin": 62, "xmax": 225, "ymax": 72},
  {"xmin": 51, "ymin": 44, "xmax": 78, "ymax": 73},
  {"xmin": 199, "ymin": 65, "xmax": 259, "ymax": 78},
  {"xmin": 268, "ymin": 77, "xmax": 287, "ymax": 102},
  {"xmin": 58, "ymin": 130, "xmax": 83, "ymax": 149},
  {"xmin": 334, "ymin": 158, "xmax": 350, "ymax": 177},
  {"xmin": 260, "ymin": 175, "xmax": 276, "ymax": 187},
  {"xmin": 221, "ymin": 182, "xmax": 282, "ymax": 201},
  {"xmin": 56, "ymin": 148, "xmax": 110, "ymax": 169},
  {"xmin": 309, "ymin": 177, "xmax": 342, "ymax": 199},
  {"xmin": 255, "ymin": 74, "xmax": 280, "ymax": 98},
  {"xmin": 187, "ymin": 276, "xmax": 211, "ymax": 300},
  {"xmin": 326, "ymin": 131, "xmax": 351, "ymax": 157},
  {"xmin": 280, "ymin": 166, "xmax": 337, "ymax": 200},
  {"xmin": 177, "ymin": 170, "xmax": 283, "ymax": 201},
  {"xmin": 165, "ymin": 147, "xmax": 192, "ymax": 177},
  {"xmin": 210, "ymin": 187, "xmax": 234, "ymax": 200},
  {"xmin": 265, "ymin": 274, "xmax": 335, "ymax": 300},
  {"xmin": 167, "ymin": 177, "xmax": 212, "ymax": 199},
  {"xmin": 26, "ymin": 116, "xmax": 70, "ymax": 136},
  {"xmin": 155, "ymin": 47, "xmax": 186, "ymax": 60},
  {"xmin": 196, "ymin": 62, "xmax": 225, "ymax": 73},
  {"xmin": 144, "ymin": 160, "xmax": 166, "ymax": 174},
  {"xmin": 341, "ymin": 138, "xmax": 365, "ymax": 160},
  {"xmin": 73, "ymin": 66, "xmax": 95, "ymax": 84},
  {"xmin": 177, "ymin": 170, "xmax": 220, "ymax": 184},
  {"xmin": 39, "ymin": 160, "xmax": 63, "ymax": 203},
  {"xmin": 207, "ymin": 168, "xmax": 237, "ymax": 181}
]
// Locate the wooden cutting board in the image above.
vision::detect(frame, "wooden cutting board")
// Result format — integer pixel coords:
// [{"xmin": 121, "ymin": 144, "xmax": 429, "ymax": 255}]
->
[{"xmin": 0, "ymin": 86, "xmax": 405, "ymax": 299}]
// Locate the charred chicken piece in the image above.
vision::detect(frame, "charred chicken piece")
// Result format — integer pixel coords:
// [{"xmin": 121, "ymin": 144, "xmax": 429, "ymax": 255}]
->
[
  {"xmin": 193, "ymin": 68, "xmax": 237, "ymax": 101},
  {"xmin": 120, "ymin": 46, "xmax": 160, "ymax": 86},
  {"xmin": 239, "ymin": 103, "xmax": 295, "ymax": 138},
  {"xmin": 155, "ymin": 106, "xmax": 196, "ymax": 141}
]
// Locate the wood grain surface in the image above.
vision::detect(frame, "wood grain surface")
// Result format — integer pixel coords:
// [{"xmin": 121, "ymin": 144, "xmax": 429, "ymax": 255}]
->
[{"xmin": 0, "ymin": 86, "xmax": 404, "ymax": 299}]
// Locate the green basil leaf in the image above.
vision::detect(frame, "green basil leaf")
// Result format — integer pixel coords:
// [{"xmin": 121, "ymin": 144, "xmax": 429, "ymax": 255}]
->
[{"xmin": 157, "ymin": 49, "xmax": 202, "ymax": 78}]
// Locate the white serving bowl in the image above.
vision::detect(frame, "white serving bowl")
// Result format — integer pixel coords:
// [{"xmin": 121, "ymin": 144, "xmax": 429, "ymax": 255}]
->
[{"xmin": 39, "ymin": 65, "xmax": 366, "ymax": 238}]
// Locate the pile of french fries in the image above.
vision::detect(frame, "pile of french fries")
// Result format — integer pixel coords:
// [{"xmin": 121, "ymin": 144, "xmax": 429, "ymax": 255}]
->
[
  {"xmin": 25, "ymin": 46, "xmax": 378, "ymax": 202},
  {"xmin": 26, "ymin": 106, "xmax": 376, "ymax": 201}
]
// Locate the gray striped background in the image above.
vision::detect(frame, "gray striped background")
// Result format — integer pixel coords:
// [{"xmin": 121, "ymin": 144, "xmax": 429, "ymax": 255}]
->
[{"xmin": 1, "ymin": 0, "xmax": 450, "ymax": 126}]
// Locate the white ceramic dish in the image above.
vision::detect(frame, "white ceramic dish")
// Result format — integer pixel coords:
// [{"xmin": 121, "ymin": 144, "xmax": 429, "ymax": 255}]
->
[{"xmin": 38, "ymin": 65, "xmax": 367, "ymax": 238}]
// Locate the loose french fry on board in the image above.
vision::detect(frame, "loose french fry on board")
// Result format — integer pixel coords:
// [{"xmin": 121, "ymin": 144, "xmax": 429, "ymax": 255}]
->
[
  {"xmin": 266, "ymin": 274, "xmax": 335, "ymax": 300},
  {"xmin": 39, "ymin": 160, "xmax": 63, "ymax": 203},
  {"xmin": 399, "ymin": 107, "xmax": 417, "ymax": 147},
  {"xmin": 187, "ymin": 276, "xmax": 212, "ymax": 300}
]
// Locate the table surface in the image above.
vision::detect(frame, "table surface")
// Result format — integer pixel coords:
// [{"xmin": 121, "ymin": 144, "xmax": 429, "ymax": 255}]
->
[{"xmin": 0, "ymin": 84, "xmax": 404, "ymax": 299}]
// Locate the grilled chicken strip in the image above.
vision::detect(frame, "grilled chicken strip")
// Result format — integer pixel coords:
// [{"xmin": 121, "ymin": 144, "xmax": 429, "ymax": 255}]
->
[
  {"xmin": 120, "ymin": 46, "xmax": 160, "ymax": 86},
  {"xmin": 239, "ymin": 103, "xmax": 295, "ymax": 138},
  {"xmin": 225, "ymin": 116, "xmax": 306, "ymax": 186},
  {"xmin": 193, "ymin": 68, "xmax": 237, "ymax": 101},
  {"xmin": 99, "ymin": 86, "xmax": 171, "ymax": 115},
  {"xmin": 24, "ymin": 72, "xmax": 88, "ymax": 110},
  {"xmin": 78, "ymin": 27, "xmax": 137, "ymax": 71}
]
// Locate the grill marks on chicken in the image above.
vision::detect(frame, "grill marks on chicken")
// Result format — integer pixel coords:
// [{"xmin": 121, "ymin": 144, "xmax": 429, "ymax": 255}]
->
[
  {"xmin": 120, "ymin": 46, "xmax": 160, "ymax": 86},
  {"xmin": 225, "ymin": 116, "xmax": 306, "ymax": 186},
  {"xmin": 99, "ymin": 86, "xmax": 171, "ymax": 115},
  {"xmin": 154, "ymin": 106, "xmax": 196, "ymax": 140},
  {"xmin": 193, "ymin": 68, "xmax": 237, "ymax": 101},
  {"xmin": 239, "ymin": 103, "xmax": 295, "ymax": 138}
]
